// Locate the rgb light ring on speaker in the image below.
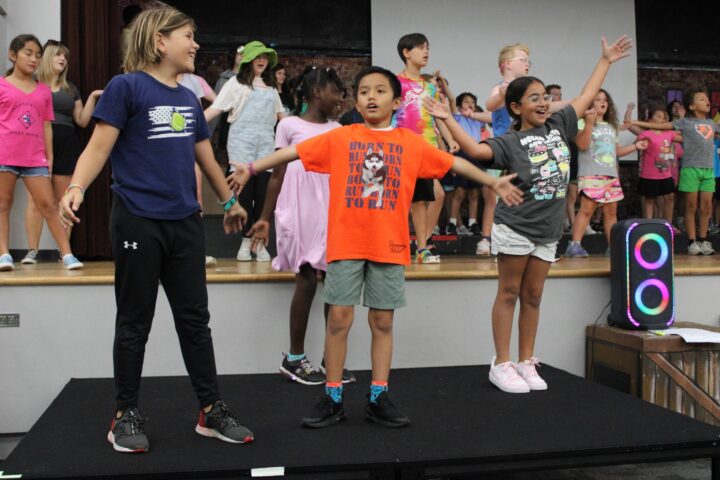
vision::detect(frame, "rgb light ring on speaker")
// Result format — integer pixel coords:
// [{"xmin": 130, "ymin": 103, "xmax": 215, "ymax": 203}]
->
[
  {"xmin": 625, "ymin": 223, "xmax": 641, "ymax": 327},
  {"xmin": 633, "ymin": 279, "xmax": 670, "ymax": 315},
  {"xmin": 633, "ymin": 233, "xmax": 668, "ymax": 270}
]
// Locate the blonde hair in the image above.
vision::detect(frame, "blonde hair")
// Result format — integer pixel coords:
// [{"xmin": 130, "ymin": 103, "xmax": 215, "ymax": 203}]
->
[
  {"xmin": 123, "ymin": 7, "xmax": 195, "ymax": 73},
  {"xmin": 498, "ymin": 43, "xmax": 529, "ymax": 72},
  {"xmin": 37, "ymin": 41, "xmax": 71, "ymax": 92}
]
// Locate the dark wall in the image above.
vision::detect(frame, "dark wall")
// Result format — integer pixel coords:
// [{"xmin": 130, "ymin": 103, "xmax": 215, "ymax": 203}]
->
[
  {"xmin": 635, "ymin": 0, "xmax": 720, "ymax": 66},
  {"xmin": 166, "ymin": 0, "xmax": 371, "ymax": 54}
]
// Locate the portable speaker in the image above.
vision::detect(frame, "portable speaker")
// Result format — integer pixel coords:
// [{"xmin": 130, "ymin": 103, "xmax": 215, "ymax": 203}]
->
[{"xmin": 608, "ymin": 219, "xmax": 675, "ymax": 330}]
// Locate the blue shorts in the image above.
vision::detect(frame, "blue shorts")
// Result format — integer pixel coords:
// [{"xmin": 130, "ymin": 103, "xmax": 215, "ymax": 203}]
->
[{"xmin": 0, "ymin": 165, "xmax": 50, "ymax": 177}]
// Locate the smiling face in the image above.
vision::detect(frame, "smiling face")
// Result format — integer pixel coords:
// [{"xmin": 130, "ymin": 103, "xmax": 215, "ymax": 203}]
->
[
  {"xmin": 159, "ymin": 24, "xmax": 198, "ymax": 73},
  {"xmin": 510, "ymin": 80, "xmax": 550, "ymax": 130},
  {"xmin": 356, "ymin": 72, "xmax": 401, "ymax": 127},
  {"xmin": 252, "ymin": 54, "xmax": 269, "ymax": 76},
  {"xmin": 9, "ymin": 41, "xmax": 42, "ymax": 76},
  {"xmin": 403, "ymin": 41, "xmax": 429, "ymax": 68}
]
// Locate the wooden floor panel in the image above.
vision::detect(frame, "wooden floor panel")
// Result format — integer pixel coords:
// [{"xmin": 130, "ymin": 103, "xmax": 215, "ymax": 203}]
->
[{"xmin": 1, "ymin": 255, "xmax": 719, "ymax": 286}]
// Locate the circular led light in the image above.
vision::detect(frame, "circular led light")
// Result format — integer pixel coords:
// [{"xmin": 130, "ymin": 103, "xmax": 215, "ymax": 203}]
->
[
  {"xmin": 634, "ymin": 233, "xmax": 668, "ymax": 270},
  {"xmin": 634, "ymin": 279, "xmax": 669, "ymax": 315}
]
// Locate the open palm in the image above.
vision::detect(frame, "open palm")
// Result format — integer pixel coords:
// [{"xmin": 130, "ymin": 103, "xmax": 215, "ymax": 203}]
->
[{"xmin": 602, "ymin": 35, "xmax": 632, "ymax": 64}]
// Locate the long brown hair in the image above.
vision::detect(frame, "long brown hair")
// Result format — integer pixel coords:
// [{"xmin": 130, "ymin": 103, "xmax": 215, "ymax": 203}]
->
[
  {"xmin": 236, "ymin": 60, "xmax": 276, "ymax": 89},
  {"xmin": 6, "ymin": 34, "xmax": 42, "ymax": 76},
  {"xmin": 37, "ymin": 40, "xmax": 72, "ymax": 92},
  {"xmin": 123, "ymin": 7, "xmax": 195, "ymax": 73},
  {"xmin": 597, "ymin": 88, "xmax": 619, "ymax": 132}
]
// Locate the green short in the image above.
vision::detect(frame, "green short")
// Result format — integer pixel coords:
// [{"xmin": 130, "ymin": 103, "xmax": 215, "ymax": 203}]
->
[
  {"xmin": 324, "ymin": 260, "xmax": 407, "ymax": 310},
  {"xmin": 678, "ymin": 167, "xmax": 716, "ymax": 193}
]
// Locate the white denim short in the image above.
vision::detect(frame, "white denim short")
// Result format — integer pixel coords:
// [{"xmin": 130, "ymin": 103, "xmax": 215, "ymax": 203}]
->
[{"xmin": 490, "ymin": 223, "xmax": 557, "ymax": 263}]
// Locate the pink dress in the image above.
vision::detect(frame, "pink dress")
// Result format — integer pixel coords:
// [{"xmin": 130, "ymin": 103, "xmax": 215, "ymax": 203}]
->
[{"xmin": 272, "ymin": 116, "xmax": 340, "ymax": 273}]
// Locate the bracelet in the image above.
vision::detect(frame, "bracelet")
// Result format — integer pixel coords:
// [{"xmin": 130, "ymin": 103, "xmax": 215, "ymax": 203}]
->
[
  {"xmin": 65, "ymin": 184, "xmax": 85, "ymax": 197},
  {"xmin": 248, "ymin": 162, "xmax": 257, "ymax": 177},
  {"xmin": 222, "ymin": 195, "xmax": 237, "ymax": 212},
  {"xmin": 217, "ymin": 194, "xmax": 234, "ymax": 206}
]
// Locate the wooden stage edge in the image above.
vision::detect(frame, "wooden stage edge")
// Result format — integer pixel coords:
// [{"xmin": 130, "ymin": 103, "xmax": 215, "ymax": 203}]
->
[{"xmin": 2, "ymin": 255, "xmax": 720, "ymax": 286}]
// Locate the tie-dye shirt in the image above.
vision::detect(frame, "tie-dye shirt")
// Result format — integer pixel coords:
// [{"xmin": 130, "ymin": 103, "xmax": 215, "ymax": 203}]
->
[{"xmin": 393, "ymin": 74, "xmax": 439, "ymax": 147}]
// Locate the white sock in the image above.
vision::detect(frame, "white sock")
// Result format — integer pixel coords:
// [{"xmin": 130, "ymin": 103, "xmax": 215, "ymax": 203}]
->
[
  {"xmin": 468, "ymin": 218, "xmax": 477, "ymax": 226},
  {"xmin": 449, "ymin": 218, "xmax": 457, "ymax": 225}
]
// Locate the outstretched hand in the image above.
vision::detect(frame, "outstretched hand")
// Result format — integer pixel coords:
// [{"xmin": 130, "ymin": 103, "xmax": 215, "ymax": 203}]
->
[
  {"xmin": 492, "ymin": 173, "xmax": 524, "ymax": 207},
  {"xmin": 422, "ymin": 95, "xmax": 451, "ymax": 119},
  {"xmin": 635, "ymin": 139, "xmax": 650, "ymax": 151},
  {"xmin": 227, "ymin": 164, "xmax": 250, "ymax": 194},
  {"xmin": 223, "ymin": 203, "xmax": 247, "ymax": 234},
  {"xmin": 602, "ymin": 35, "xmax": 633, "ymax": 64}
]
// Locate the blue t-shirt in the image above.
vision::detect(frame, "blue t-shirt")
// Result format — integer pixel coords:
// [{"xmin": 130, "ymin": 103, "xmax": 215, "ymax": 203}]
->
[
  {"xmin": 93, "ymin": 71, "xmax": 210, "ymax": 220},
  {"xmin": 714, "ymin": 138, "xmax": 720, "ymax": 178},
  {"xmin": 453, "ymin": 113, "xmax": 485, "ymax": 161},
  {"xmin": 491, "ymin": 106, "xmax": 511, "ymax": 137}
]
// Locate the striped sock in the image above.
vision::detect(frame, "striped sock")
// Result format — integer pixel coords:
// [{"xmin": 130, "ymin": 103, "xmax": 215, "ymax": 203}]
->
[
  {"xmin": 369, "ymin": 381, "xmax": 388, "ymax": 403},
  {"xmin": 325, "ymin": 382, "xmax": 343, "ymax": 404}
]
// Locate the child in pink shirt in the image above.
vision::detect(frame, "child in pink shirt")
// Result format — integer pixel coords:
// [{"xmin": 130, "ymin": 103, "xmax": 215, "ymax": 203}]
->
[{"xmin": 0, "ymin": 34, "xmax": 82, "ymax": 271}]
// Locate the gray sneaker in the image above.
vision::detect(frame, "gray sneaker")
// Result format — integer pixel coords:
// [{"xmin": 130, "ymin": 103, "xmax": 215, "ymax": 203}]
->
[
  {"xmin": 699, "ymin": 241, "xmax": 715, "ymax": 256},
  {"xmin": 196, "ymin": 400, "xmax": 253, "ymax": 444},
  {"xmin": 320, "ymin": 358, "xmax": 357, "ymax": 384},
  {"xmin": 21, "ymin": 249, "xmax": 38, "ymax": 265},
  {"xmin": 565, "ymin": 241, "xmax": 589, "ymax": 258},
  {"xmin": 107, "ymin": 407, "xmax": 149, "ymax": 453},
  {"xmin": 280, "ymin": 354, "xmax": 326, "ymax": 385}
]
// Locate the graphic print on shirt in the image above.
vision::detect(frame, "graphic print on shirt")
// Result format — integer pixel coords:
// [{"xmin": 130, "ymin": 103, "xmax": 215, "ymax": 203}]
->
[
  {"xmin": 522, "ymin": 129, "xmax": 570, "ymax": 201},
  {"xmin": 656, "ymin": 139, "xmax": 674, "ymax": 172},
  {"xmin": 346, "ymin": 141, "xmax": 402, "ymax": 210},
  {"xmin": 147, "ymin": 106, "xmax": 195, "ymax": 139},
  {"xmin": 590, "ymin": 124, "xmax": 616, "ymax": 168},
  {"xmin": 18, "ymin": 110, "xmax": 34, "ymax": 129},
  {"xmin": 695, "ymin": 123, "xmax": 714, "ymax": 141},
  {"xmin": 361, "ymin": 147, "xmax": 387, "ymax": 207}
]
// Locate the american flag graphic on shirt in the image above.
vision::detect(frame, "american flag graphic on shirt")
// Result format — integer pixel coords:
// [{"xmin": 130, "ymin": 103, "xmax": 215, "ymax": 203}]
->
[{"xmin": 147, "ymin": 106, "xmax": 195, "ymax": 140}]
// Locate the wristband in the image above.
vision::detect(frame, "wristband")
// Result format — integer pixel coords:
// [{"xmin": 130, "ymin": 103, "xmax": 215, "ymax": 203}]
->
[
  {"xmin": 222, "ymin": 195, "xmax": 237, "ymax": 212},
  {"xmin": 248, "ymin": 162, "xmax": 257, "ymax": 177},
  {"xmin": 65, "ymin": 184, "xmax": 85, "ymax": 197}
]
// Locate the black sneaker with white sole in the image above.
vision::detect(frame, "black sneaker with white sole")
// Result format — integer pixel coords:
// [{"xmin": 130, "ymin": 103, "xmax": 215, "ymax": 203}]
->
[
  {"xmin": 302, "ymin": 395, "xmax": 346, "ymax": 428},
  {"xmin": 107, "ymin": 407, "xmax": 149, "ymax": 453},
  {"xmin": 196, "ymin": 400, "xmax": 254, "ymax": 444},
  {"xmin": 320, "ymin": 358, "xmax": 357, "ymax": 384},
  {"xmin": 279, "ymin": 354, "xmax": 326, "ymax": 385},
  {"xmin": 365, "ymin": 392, "xmax": 410, "ymax": 428}
]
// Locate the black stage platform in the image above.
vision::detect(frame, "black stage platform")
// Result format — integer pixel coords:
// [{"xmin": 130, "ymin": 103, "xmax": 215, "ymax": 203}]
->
[{"xmin": 4, "ymin": 366, "xmax": 720, "ymax": 479}]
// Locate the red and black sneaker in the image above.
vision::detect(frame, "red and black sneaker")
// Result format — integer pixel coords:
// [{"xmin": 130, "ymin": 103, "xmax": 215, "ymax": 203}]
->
[
  {"xmin": 196, "ymin": 400, "xmax": 254, "ymax": 444},
  {"xmin": 107, "ymin": 407, "xmax": 149, "ymax": 453}
]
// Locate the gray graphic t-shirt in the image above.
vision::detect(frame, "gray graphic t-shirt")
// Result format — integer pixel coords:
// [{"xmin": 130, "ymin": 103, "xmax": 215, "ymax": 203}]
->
[
  {"xmin": 672, "ymin": 117, "xmax": 720, "ymax": 168},
  {"xmin": 577, "ymin": 119, "xmax": 619, "ymax": 178},
  {"xmin": 485, "ymin": 105, "xmax": 578, "ymax": 244}
]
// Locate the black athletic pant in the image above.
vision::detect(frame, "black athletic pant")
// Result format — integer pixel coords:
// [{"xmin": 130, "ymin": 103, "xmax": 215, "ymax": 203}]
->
[
  {"xmin": 111, "ymin": 195, "xmax": 221, "ymax": 410},
  {"xmin": 237, "ymin": 171, "xmax": 270, "ymax": 236}
]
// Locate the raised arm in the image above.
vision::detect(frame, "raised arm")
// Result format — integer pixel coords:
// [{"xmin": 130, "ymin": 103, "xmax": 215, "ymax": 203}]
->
[
  {"xmin": 575, "ymin": 109, "xmax": 597, "ymax": 150},
  {"xmin": 59, "ymin": 122, "xmax": 119, "ymax": 227},
  {"xmin": 73, "ymin": 90, "xmax": 103, "ymax": 128},
  {"xmin": 435, "ymin": 71, "xmax": 458, "ymax": 115},
  {"xmin": 451, "ymin": 157, "xmax": 523, "ymax": 206},
  {"xmin": 630, "ymin": 120, "xmax": 673, "ymax": 130},
  {"xmin": 486, "ymin": 83, "xmax": 507, "ymax": 112},
  {"xmin": 621, "ymin": 102, "xmax": 645, "ymax": 135},
  {"xmin": 617, "ymin": 138, "xmax": 648, "ymax": 158},
  {"xmin": 423, "ymin": 95, "xmax": 494, "ymax": 161},
  {"xmin": 571, "ymin": 36, "xmax": 633, "ymax": 118},
  {"xmin": 227, "ymin": 146, "xmax": 299, "ymax": 192},
  {"xmin": 465, "ymin": 110, "xmax": 493, "ymax": 123}
]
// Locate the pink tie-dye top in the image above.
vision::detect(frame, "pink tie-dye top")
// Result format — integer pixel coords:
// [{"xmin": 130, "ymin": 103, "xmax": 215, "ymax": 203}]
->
[{"xmin": 393, "ymin": 74, "xmax": 439, "ymax": 147}]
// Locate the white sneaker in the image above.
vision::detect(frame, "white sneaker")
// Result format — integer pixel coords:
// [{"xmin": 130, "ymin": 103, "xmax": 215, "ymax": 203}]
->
[
  {"xmin": 584, "ymin": 225, "xmax": 597, "ymax": 235},
  {"xmin": 255, "ymin": 245, "xmax": 271, "ymax": 262},
  {"xmin": 515, "ymin": 357, "xmax": 548, "ymax": 391},
  {"xmin": 431, "ymin": 225, "xmax": 440, "ymax": 236},
  {"xmin": 0, "ymin": 253, "xmax": 14, "ymax": 272},
  {"xmin": 688, "ymin": 241, "xmax": 702, "ymax": 256},
  {"xmin": 476, "ymin": 237, "xmax": 491, "ymax": 256},
  {"xmin": 457, "ymin": 225, "xmax": 470, "ymax": 236},
  {"xmin": 699, "ymin": 241, "xmax": 715, "ymax": 256},
  {"xmin": 21, "ymin": 249, "xmax": 38, "ymax": 264},
  {"xmin": 489, "ymin": 357, "xmax": 530, "ymax": 393},
  {"xmin": 236, "ymin": 237, "xmax": 252, "ymax": 261},
  {"xmin": 205, "ymin": 255, "xmax": 217, "ymax": 267}
]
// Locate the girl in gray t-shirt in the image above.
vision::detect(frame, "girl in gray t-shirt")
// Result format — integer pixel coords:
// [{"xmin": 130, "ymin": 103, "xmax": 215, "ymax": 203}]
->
[{"xmin": 426, "ymin": 36, "xmax": 633, "ymax": 394}]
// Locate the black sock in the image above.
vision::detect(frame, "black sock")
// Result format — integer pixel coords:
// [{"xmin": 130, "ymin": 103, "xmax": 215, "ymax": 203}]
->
[{"xmin": 698, "ymin": 237, "xmax": 706, "ymax": 243}]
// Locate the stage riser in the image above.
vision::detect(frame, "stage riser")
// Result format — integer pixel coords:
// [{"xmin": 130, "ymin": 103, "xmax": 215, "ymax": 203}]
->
[{"xmin": 0, "ymin": 275, "xmax": 717, "ymax": 435}]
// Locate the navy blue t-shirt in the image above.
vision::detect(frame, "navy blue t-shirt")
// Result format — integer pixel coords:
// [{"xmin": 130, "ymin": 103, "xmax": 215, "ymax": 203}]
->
[{"xmin": 93, "ymin": 71, "xmax": 210, "ymax": 220}]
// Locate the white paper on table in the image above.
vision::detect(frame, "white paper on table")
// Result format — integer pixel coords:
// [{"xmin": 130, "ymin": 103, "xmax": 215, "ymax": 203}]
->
[{"xmin": 659, "ymin": 328, "xmax": 720, "ymax": 343}]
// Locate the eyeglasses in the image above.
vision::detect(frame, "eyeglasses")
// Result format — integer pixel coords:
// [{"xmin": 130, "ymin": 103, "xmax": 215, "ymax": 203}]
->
[
  {"xmin": 521, "ymin": 94, "xmax": 553, "ymax": 105},
  {"xmin": 510, "ymin": 56, "xmax": 532, "ymax": 67}
]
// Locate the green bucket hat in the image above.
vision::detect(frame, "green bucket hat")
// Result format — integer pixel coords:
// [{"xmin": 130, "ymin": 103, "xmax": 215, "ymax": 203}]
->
[{"xmin": 239, "ymin": 41, "xmax": 278, "ymax": 68}]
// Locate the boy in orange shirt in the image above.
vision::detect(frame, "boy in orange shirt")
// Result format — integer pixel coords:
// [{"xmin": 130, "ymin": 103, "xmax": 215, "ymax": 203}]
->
[{"xmin": 228, "ymin": 66, "xmax": 522, "ymax": 428}]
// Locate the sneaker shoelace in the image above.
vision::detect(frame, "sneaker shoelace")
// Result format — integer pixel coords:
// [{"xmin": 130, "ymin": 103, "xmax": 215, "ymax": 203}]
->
[
  {"xmin": 517, "ymin": 357, "xmax": 541, "ymax": 378},
  {"xmin": 498, "ymin": 361, "xmax": 524, "ymax": 381},
  {"xmin": 118, "ymin": 409, "xmax": 145, "ymax": 436},
  {"xmin": 211, "ymin": 401, "xmax": 240, "ymax": 428},
  {"xmin": 298, "ymin": 358, "xmax": 320, "ymax": 376}
]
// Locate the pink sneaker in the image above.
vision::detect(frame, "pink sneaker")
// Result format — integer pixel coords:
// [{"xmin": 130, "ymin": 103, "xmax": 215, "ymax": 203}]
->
[
  {"xmin": 515, "ymin": 357, "xmax": 548, "ymax": 390},
  {"xmin": 489, "ymin": 357, "xmax": 530, "ymax": 393}
]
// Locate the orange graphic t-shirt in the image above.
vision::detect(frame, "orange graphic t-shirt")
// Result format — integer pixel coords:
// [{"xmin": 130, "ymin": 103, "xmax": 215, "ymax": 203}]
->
[{"xmin": 296, "ymin": 124, "xmax": 454, "ymax": 265}]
